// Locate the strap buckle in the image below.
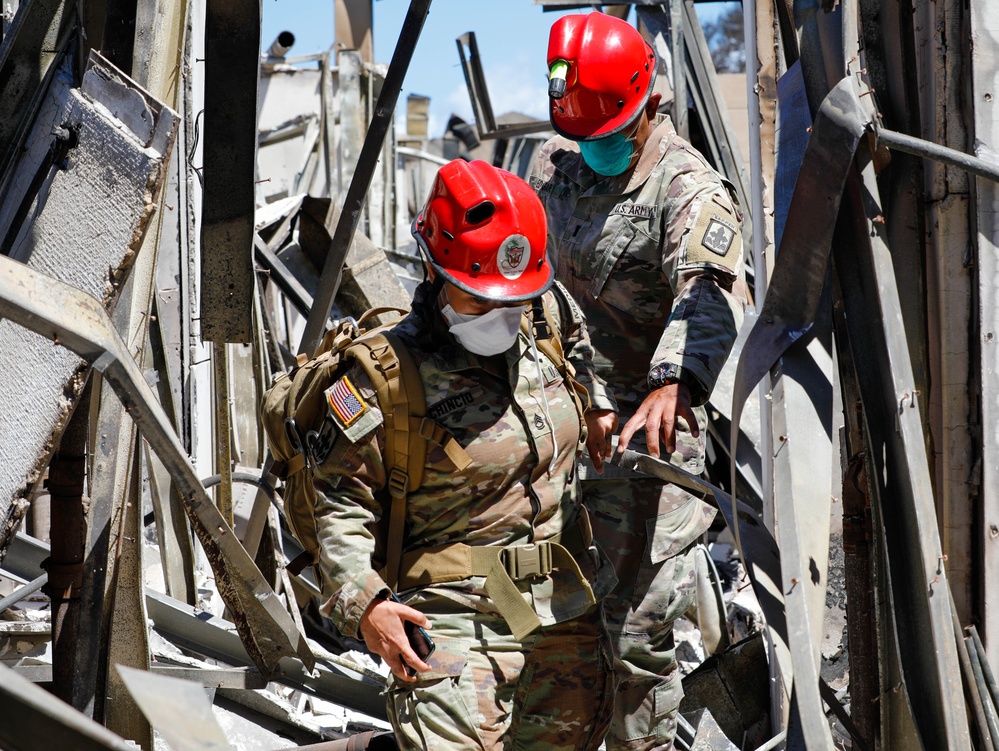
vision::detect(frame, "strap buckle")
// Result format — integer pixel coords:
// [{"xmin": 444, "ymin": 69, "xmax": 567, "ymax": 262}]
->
[
  {"xmin": 387, "ymin": 466, "xmax": 409, "ymax": 498},
  {"xmin": 501, "ymin": 542, "xmax": 553, "ymax": 581}
]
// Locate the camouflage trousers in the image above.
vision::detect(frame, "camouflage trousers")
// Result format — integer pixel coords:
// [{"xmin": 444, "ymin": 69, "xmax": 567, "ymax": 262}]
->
[
  {"xmin": 387, "ymin": 592, "xmax": 614, "ymax": 750},
  {"xmin": 584, "ymin": 476, "xmax": 716, "ymax": 751}
]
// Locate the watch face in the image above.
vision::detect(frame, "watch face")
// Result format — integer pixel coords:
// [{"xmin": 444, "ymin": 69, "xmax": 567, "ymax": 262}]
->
[{"xmin": 648, "ymin": 363, "xmax": 676, "ymax": 389}]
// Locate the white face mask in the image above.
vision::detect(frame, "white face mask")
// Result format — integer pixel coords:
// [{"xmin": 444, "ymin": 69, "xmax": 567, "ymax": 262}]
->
[{"xmin": 441, "ymin": 302, "xmax": 524, "ymax": 356}]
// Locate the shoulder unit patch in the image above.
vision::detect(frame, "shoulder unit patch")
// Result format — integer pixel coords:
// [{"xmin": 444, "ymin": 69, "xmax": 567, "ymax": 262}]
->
[
  {"xmin": 326, "ymin": 376, "xmax": 367, "ymax": 427},
  {"xmin": 682, "ymin": 208, "xmax": 743, "ymax": 273}
]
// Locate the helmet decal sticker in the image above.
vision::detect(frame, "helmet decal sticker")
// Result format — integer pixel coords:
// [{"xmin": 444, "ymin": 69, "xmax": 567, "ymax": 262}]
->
[{"xmin": 498, "ymin": 234, "xmax": 529, "ymax": 279}]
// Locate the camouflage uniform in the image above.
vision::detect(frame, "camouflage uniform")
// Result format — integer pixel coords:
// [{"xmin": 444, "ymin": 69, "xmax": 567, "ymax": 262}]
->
[
  {"xmin": 313, "ymin": 282, "xmax": 618, "ymax": 750},
  {"xmin": 530, "ymin": 115, "xmax": 745, "ymax": 750}
]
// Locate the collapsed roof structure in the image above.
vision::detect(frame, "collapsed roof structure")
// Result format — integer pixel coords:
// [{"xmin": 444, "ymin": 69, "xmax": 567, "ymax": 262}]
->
[{"xmin": 0, "ymin": 0, "xmax": 997, "ymax": 749}]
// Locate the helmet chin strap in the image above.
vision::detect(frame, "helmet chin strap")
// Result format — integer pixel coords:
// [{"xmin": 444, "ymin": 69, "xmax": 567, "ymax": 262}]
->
[{"xmin": 429, "ymin": 273, "xmax": 445, "ymax": 307}]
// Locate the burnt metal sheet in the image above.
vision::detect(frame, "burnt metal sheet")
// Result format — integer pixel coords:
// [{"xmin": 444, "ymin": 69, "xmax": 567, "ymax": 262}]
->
[
  {"xmin": 0, "ymin": 0, "xmax": 76, "ymax": 183},
  {"xmin": 117, "ymin": 665, "xmax": 233, "ymax": 751},
  {"xmin": 149, "ymin": 665, "xmax": 268, "ymax": 690},
  {"xmin": 0, "ymin": 52, "xmax": 177, "ymax": 555},
  {"xmin": 93, "ymin": 177, "xmax": 166, "ymax": 722},
  {"xmin": 255, "ymin": 233, "xmax": 315, "ymax": 319},
  {"xmin": 670, "ymin": 0, "xmax": 687, "ymax": 139},
  {"xmin": 834, "ymin": 147, "xmax": 971, "ymax": 749},
  {"xmin": 5, "ymin": 532, "xmax": 49, "ymax": 578},
  {"xmin": 299, "ymin": 0, "xmax": 432, "ymax": 355},
  {"xmin": 704, "ymin": 310, "xmax": 764, "ymax": 508},
  {"xmin": 0, "ymin": 254, "xmax": 314, "ymax": 677},
  {"xmin": 728, "ymin": 77, "xmax": 867, "ymax": 748},
  {"xmin": 730, "ymin": 77, "xmax": 867, "ymax": 438},
  {"xmin": 970, "ymin": 0, "xmax": 999, "ymax": 674},
  {"xmin": 199, "ymin": 0, "xmax": 260, "ymax": 343},
  {"xmin": 301, "ymin": 197, "xmax": 411, "ymax": 320},
  {"xmin": 0, "ymin": 662, "xmax": 137, "ymax": 751},
  {"xmin": 145, "ymin": 589, "xmax": 387, "ymax": 720},
  {"xmin": 101, "ymin": 437, "xmax": 152, "ymax": 745}
]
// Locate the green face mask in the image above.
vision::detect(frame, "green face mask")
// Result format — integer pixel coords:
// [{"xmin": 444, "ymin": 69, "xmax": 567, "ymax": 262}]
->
[{"xmin": 578, "ymin": 131, "xmax": 637, "ymax": 176}]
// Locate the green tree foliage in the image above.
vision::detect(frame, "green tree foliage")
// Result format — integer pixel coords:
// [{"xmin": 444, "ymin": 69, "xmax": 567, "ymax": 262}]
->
[{"xmin": 702, "ymin": 4, "xmax": 745, "ymax": 73}]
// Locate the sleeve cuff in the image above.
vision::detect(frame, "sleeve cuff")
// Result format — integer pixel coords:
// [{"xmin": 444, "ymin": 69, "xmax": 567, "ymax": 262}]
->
[
  {"xmin": 648, "ymin": 361, "xmax": 708, "ymax": 406},
  {"xmin": 585, "ymin": 380, "xmax": 618, "ymax": 413},
  {"xmin": 325, "ymin": 574, "xmax": 390, "ymax": 639}
]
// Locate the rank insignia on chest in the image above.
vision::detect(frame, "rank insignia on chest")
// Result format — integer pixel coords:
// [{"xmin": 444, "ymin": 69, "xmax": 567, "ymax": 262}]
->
[{"xmin": 326, "ymin": 376, "xmax": 366, "ymax": 427}]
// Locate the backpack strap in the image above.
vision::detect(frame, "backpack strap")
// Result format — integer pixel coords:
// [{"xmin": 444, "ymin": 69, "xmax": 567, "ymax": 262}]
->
[
  {"xmin": 346, "ymin": 330, "xmax": 471, "ymax": 590},
  {"xmin": 522, "ymin": 300, "xmax": 590, "ymax": 422}
]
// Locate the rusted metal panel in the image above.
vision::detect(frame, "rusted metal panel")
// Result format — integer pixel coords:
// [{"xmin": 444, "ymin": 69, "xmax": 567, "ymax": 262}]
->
[
  {"xmin": 970, "ymin": 0, "xmax": 999, "ymax": 672},
  {"xmin": 835, "ymin": 151, "xmax": 971, "ymax": 750},
  {"xmin": 199, "ymin": 0, "xmax": 260, "ymax": 343},
  {"xmin": 0, "ymin": 52, "xmax": 177, "ymax": 556},
  {"xmin": 916, "ymin": 0, "xmax": 977, "ymax": 628}
]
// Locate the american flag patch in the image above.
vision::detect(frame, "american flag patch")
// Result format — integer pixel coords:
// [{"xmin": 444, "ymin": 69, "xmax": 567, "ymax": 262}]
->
[{"xmin": 326, "ymin": 376, "xmax": 366, "ymax": 426}]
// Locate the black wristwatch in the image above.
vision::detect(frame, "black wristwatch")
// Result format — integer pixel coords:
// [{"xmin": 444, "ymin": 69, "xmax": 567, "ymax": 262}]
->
[{"xmin": 648, "ymin": 362, "xmax": 684, "ymax": 390}]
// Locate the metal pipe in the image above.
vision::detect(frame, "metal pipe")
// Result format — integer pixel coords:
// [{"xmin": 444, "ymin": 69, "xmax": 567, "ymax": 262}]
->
[
  {"xmin": 0, "ymin": 574, "xmax": 48, "ymax": 614},
  {"xmin": 267, "ymin": 31, "xmax": 295, "ymax": 58},
  {"xmin": 971, "ymin": 626, "xmax": 999, "ymax": 735},
  {"xmin": 299, "ymin": 0, "xmax": 433, "ymax": 357},
  {"xmin": 753, "ymin": 730, "xmax": 787, "ymax": 751},
  {"xmin": 212, "ymin": 344, "xmax": 234, "ymax": 527},
  {"xmin": 956, "ymin": 611, "xmax": 997, "ymax": 751},
  {"xmin": 878, "ymin": 128, "xmax": 999, "ymax": 184},
  {"xmin": 968, "ymin": 634, "xmax": 999, "ymax": 749}
]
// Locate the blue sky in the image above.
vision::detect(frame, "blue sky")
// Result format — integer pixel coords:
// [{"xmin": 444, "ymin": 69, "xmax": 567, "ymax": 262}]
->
[{"xmin": 261, "ymin": 1, "xmax": 735, "ymax": 138}]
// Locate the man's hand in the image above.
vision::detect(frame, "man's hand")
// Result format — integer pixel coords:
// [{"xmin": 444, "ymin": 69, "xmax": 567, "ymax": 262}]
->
[
  {"xmin": 585, "ymin": 409, "xmax": 619, "ymax": 473},
  {"xmin": 617, "ymin": 382, "xmax": 698, "ymax": 459},
  {"xmin": 359, "ymin": 596, "xmax": 432, "ymax": 682}
]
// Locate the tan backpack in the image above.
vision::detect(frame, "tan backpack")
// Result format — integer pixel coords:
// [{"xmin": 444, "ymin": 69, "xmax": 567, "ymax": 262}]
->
[{"xmin": 260, "ymin": 302, "xmax": 584, "ymax": 590}]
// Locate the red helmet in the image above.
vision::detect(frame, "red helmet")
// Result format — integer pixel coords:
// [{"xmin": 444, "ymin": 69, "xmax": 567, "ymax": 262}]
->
[
  {"xmin": 547, "ymin": 13, "xmax": 657, "ymax": 141},
  {"xmin": 412, "ymin": 160, "xmax": 553, "ymax": 302}
]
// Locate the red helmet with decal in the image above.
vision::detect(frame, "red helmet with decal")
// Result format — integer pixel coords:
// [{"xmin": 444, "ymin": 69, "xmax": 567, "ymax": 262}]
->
[
  {"xmin": 412, "ymin": 159, "xmax": 553, "ymax": 301},
  {"xmin": 546, "ymin": 12, "xmax": 657, "ymax": 141}
]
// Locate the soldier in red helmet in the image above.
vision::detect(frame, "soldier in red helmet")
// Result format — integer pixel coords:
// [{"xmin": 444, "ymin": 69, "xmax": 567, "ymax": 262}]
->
[
  {"xmin": 314, "ymin": 159, "xmax": 617, "ymax": 749},
  {"xmin": 531, "ymin": 11, "xmax": 747, "ymax": 751}
]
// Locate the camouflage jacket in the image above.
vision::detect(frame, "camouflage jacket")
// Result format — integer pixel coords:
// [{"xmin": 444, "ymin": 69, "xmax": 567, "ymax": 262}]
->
[
  {"xmin": 529, "ymin": 115, "xmax": 745, "ymax": 418},
  {"xmin": 312, "ymin": 282, "xmax": 616, "ymax": 639}
]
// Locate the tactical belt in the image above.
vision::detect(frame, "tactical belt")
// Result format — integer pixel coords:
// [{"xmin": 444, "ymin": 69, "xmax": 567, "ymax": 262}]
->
[{"xmin": 395, "ymin": 509, "xmax": 596, "ymax": 640}]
